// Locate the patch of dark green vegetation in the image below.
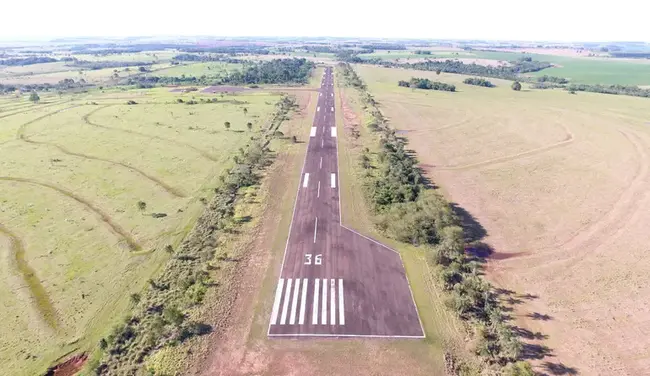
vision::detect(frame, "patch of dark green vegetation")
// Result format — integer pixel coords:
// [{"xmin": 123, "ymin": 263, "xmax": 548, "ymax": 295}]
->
[
  {"xmin": 565, "ymin": 83, "xmax": 650, "ymax": 97},
  {"xmin": 0, "ymin": 56, "xmax": 57, "ymax": 66},
  {"xmin": 398, "ymin": 77, "xmax": 456, "ymax": 91},
  {"xmin": 463, "ymin": 77, "xmax": 494, "ymax": 87},
  {"xmin": 128, "ymin": 58, "xmax": 314, "ymax": 88},
  {"xmin": 66, "ymin": 59, "xmax": 153, "ymax": 70},
  {"xmin": 340, "ymin": 62, "xmax": 534, "ymax": 376},
  {"xmin": 92, "ymin": 96, "xmax": 298, "ymax": 375}
]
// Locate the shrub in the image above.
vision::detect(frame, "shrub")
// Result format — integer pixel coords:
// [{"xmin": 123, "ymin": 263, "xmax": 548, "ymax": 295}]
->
[
  {"xmin": 126, "ymin": 100, "xmax": 137, "ymax": 105},
  {"xmin": 137, "ymin": 201, "xmax": 146, "ymax": 211},
  {"xmin": 511, "ymin": 81, "xmax": 522, "ymax": 91},
  {"xmin": 463, "ymin": 77, "xmax": 494, "ymax": 87}
]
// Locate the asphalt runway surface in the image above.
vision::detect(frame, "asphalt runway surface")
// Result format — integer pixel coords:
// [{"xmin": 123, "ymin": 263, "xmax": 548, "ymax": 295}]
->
[{"xmin": 268, "ymin": 67, "xmax": 424, "ymax": 338}]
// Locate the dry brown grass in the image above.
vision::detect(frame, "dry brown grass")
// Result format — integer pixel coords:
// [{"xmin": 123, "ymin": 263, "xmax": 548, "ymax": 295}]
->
[{"xmin": 356, "ymin": 64, "xmax": 650, "ymax": 375}]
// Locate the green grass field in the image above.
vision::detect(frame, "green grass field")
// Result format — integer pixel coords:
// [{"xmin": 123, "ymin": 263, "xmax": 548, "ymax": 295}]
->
[
  {"xmin": 0, "ymin": 87, "xmax": 281, "ymax": 375},
  {"xmin": 154, "ymin": 62, "xmax": 241, "ymax": 77},
  {"xmin": 470, "ymin": 50, "xmax": 650, "ymax": 85}
]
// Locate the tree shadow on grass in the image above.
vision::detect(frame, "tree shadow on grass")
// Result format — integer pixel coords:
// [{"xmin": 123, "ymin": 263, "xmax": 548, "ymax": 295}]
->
[{"xmin": 451, "ymin": 203, "xmax": 487, "ymax": 243}]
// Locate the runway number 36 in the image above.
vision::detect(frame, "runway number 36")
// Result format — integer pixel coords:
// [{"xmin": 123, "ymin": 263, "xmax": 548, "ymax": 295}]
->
[{"xmin": 304, "ymin": 254, "xmax": 322, "ymax": 265}]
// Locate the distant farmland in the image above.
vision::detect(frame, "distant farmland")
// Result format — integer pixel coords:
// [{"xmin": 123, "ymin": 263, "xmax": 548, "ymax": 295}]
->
[
  {"xmin": 0, "ymin": 87, "xmax": 280, "ymax": 375},
  {"xmin": 353, "ymin": 64, "xmax": 650, "ymax": 375}
]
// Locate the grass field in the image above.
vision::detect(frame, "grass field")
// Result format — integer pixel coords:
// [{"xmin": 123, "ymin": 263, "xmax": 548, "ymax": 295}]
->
[
  {"xmin": 471, "ymin": 50, "xmax": 650, "ymax": 85},
  {"xmin": 0, "ymin": 87, "xmax": 281, "ymax": 375},
  {"xmin": 154, "ymin": 62, "xmax": 241, "ymax": 77},
  {"xmin": 0, "ymin": 64, "xmax": 169, "ymax": 85},
  {"xmin": 355, "ymin": 64, "xmax": 650, "ymax": 375}
]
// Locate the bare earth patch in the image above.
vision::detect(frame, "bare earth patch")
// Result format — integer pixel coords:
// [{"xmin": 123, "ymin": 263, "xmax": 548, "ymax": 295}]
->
[{"xmin": 357, "ymin": 65, "xmax": 650, "ymax": 375}]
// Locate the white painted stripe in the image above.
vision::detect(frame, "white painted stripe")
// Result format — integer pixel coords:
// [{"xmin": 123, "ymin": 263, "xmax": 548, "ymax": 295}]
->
[
  {"xmin": 331, "ymin": 93, "xmax": 333, "ymax": 97},
  {"xmin": 321, "ymin": 278, "xmax": 328, "ymax": 325},
  {"xmin": 320, "ymin": 93, "xmax": 322, "ymax": 96},
  {"xmin": 289, "ymin": 277, "xmax": 300, "ymax": 325},
  {"xmin": 270, "ymin": 278, "xmax": 284, "ymax": 325},
  {"xmin": 310, "ymin": 127, "xmax": 317, "ymax": 137},
  {"xmin": 303, "ymin": 173, "xmax": 309, "ymax": 188},
  {"xmin": 317, "ymin": 106, "xmax": 320, "ymax": 112},
  {"xmin": 338, "ymin": 279, "xmax": 345, "ymax": 325},
  {"xmin": 330, "ymin": 279, "xmax": 336, "ymax": 325},
  {"xmin": 319, "ymin": 156, "xmax": 323, "ymax": 169},
  {"xmin": 312, "ymin": 279, "xmax": 320, "ymax": 325},
  {"xmin": 331, "ymin": 173, "xmax": 336, "ymax": 188},
  {"xmin": 331, "ymin": 107, "xmax": 334, "ymax": 112},
  {"xmin": 321, "ymin": 139, "xmax": 324, "ymax": 148},
  {"xmin": 299, "ymin": 279, "xmax": 308, "ymax": 325},
  {"xmin": 313, "ymin": 217, "xmax": 318, "ymax": 243},
  {"xmin": 331, "ymin": 127, "xmax": 337, "ymax": 137},
  {"xmin": 280, "ymin": 278, "xmax": 292, "ymax": 325},
  {"xmin": 317, "ymin": 181, "xmax": 321, "ymax": 198}
]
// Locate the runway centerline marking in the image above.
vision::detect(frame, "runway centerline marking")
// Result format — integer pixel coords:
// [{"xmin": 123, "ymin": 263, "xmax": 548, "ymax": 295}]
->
[
  {"xmin": 313, "ymin": 217, "xmax": 318, "ymax": 243},
  {"xmin": 321, "ymin": 139, "xmax": 324, "ymax": 148},
  {"xmin": 320, "ymin": 156, "xmax": 323, "ymax": 169},
  {"xmin": 303, "ymin": 173, "xmax": 309, "ymax": 188},
  {"xmin": 317, "ymin": 180, "xmax": 321, "ymax": 198}
]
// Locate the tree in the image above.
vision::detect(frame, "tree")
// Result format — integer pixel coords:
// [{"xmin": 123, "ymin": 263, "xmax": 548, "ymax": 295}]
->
[
  {"xmin": 138, "ymin": 66, "xmax": 147, "ymax": 72},
  {"xmin": 137, "ymin": 201, "xmax": 147, "ymax": 211},
  {"xmin": 224, "ymin": 121, "xmax": 231, "ymax": 130},
  {"xmin": 292, "ymin": 135, "xmax": 297, "ymax": 143},
  {"xmin": 511, "ymin": 81, "xmax": 522, "ymax": 91},
  {"xmin": 436, "ymin": 69, "xmax": 441, "ymax": 75},
  {"xmin": 29, "ymin": 92, "xmax": 40, "ymax": 103},
  {"xmin": 129, "ymin": 293, "xmax": 141, "ymax": 305},
  {"xmin": 246, "ymin": 122, "xmax": 253, "ymax": 131},
  {"xmin": 243, "ymin": 107, "xmax": 248, "ymax": 115}
]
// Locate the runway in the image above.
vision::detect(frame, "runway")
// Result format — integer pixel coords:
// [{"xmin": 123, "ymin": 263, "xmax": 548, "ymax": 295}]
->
[{"xmin": 267, "ymin": 67, "xmax": 424, "ymax": 338}]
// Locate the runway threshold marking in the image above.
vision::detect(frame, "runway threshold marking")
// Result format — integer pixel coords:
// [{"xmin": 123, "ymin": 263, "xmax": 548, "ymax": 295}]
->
[
  {"xmin": 331, "ymin": 127, "xmax": 337, "ymax": 137},
  {"xmin": 303, "ymin": 173, "xmax": 309, "ymax": 188},
  {"xmin": 339, "ymin": 279, "xmax": 345, "ymax": 325},
  {"xmin": 331, "ymin": 173, "xmax": 336, "ymax": 188},
  {"xmin": 280, "ymin": 278, "xmax": 292, "ymax": 325},
  {"xmin": 321, "ymin": 278, "xmax": 328, "ymax": 325},
  {"xmin": 310, "ymin": 127, "xmax": 317, "ymax": 137},
  {"xmin": 312, "ymin": 278, "xmax": 320, "ymax": 325},
  {"xmin": 289, "ymin": 278, "xmax": 301, "ymax": 325},
  {"xmin": 299, "ymin": 279, "xmax": 308, "ymax": 325},
  {"xmin": 330, "ymin": 279, "xmax": 336, "ymax": 325},
  {"xmin": 331, "ymin": 107, "xmax": 334, "ymax": 112},
  {"xmin": 317, "ymin": 106, "xmax": 320, "ymax": 112},
  {"xmin": 270, "ymin": 278, "xmax": 285, "ymax": 325}
]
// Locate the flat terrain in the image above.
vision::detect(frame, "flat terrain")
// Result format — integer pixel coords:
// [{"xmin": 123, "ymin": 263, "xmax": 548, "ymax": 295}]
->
[
  {"xmin": 0, "ymin": 87, "xmax": 280, "ymax": 375},
  {"xmin": 356, "ymin": 64, "xmax": 650, "ymax": 375},
  {"xmin": 268, "ymin": 68, "xmax": 423, "ymax": 337}
]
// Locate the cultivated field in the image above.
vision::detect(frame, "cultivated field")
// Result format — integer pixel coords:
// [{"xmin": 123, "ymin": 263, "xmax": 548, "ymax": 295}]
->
[
  {"xmin": 0, "ymin": 87, "xmax": 281, "ymax": 375},
  {"xmin": 355, "ymin": 65, "xmax": 650, "ymax": 375}
]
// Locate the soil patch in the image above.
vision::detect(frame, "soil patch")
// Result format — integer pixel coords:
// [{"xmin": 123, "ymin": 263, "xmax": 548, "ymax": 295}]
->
[
  {"xmin": 45, "ymin": 353, "xmax": 87, "ymax": 376},
  {"xmin": 202, "ymin": 86, "xmax": 249, "ymax": 93}
]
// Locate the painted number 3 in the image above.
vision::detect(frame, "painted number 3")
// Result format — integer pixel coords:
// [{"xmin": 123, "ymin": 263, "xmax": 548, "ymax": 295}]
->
[{"xmin": 304, "ymin": 254, "xmax": 322, "ymax": 265}]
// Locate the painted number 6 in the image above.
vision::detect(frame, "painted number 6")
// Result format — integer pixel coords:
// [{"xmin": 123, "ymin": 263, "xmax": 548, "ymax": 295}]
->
[{"xmin": 304, "ymin": 254, "xmax": 323, "ymax": 265}]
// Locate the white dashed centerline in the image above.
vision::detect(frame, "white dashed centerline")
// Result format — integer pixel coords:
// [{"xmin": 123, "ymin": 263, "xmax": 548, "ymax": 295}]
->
[
  {"xmin": 313, "ymin": 217, "xmax": 318, "ymax": 243},
  {"xmin": 319, "ymin": 156, "xmax": 323, "ymax": 169},
  {"xmin": 317, "ymin": 181, "xmax": 321, "ymax": 198}
]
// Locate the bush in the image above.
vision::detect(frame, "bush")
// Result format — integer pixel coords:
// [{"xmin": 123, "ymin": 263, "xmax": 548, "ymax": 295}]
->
[
  {"xmin": 126, "ymin": 100, "xmax": 137, "ymax": 105},
  {"xmin": 399, "ymin": 77, "xmax": 455, "ymax": 92},
  {"xmin": 463, "ymin": 77, "xmax": 494, "ymax": 87},
  {"xmin": 511, "ymin": 81, "xmax": 522, "ymax": 91}
]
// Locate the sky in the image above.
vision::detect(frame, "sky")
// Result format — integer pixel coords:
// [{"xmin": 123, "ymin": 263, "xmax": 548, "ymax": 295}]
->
[{"xmin": 1, "ymin": 0, "xmax": 649, "ymax": 42}]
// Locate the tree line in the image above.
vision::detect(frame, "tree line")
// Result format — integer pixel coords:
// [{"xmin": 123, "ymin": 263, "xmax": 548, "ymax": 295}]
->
[
  {"xmin": 66, "ymin": 59, "xmax": 153, "ymax": 70},
  {"xmin": 94, "ymin": 96, "xmax": 298, "ymax": 375},
  {"xmin": 0, "ymin": 56, "xmax": 57, "ymax": 66},
  {"xmin": 340, "ymin": 62, "xmax": 533, "ymax": 375},
  {"xmin": 398, "ymin": 77, "xmax": 456, "ymax": 92},
  {"xmin": 128, "ymin": 58, "xmax": 315, "ymax": 88},
  {"xmin": 463, "ymin": 77, "xmax": 495, "ymax": 87}
]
